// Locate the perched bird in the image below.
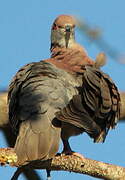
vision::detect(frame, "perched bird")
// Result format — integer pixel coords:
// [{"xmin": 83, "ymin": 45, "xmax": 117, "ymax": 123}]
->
[
  {"xmin": 8, "ymin": 14, "xmax": 95, "ymax": 179},
  {"xmin": 8, "ymin": 14, "xmax": 119, "ymax": 180}
]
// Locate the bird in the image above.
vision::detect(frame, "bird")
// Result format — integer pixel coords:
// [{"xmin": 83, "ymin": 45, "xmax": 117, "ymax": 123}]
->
[
  {"xmin": 8, "ymin": 14, "xmax": 96, "ymax": 179},
  {"xmin": 8, "ymin": 15, "xmax": 120, "ymax": 179}
]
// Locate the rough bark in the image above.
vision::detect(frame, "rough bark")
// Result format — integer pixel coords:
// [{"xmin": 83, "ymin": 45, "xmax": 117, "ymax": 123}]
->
[
  {"xmin": 0, "ymin": 92, "xmax": 8, "ymax": 127},
  {"xmin": 0, "ymin": 148, "xmax": 125, "ymax": 180}
]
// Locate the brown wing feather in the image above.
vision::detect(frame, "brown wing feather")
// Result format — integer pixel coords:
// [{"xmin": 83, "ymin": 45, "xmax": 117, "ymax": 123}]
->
[{"xmin": 56, "ymin": 66, "xmax": 120, "ymax": 143}]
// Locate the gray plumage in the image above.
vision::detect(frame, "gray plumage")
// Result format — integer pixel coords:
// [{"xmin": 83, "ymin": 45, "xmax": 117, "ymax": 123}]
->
[{"xmin": 8, "ymin": 61, "xmax": 81, "ymax": 165}]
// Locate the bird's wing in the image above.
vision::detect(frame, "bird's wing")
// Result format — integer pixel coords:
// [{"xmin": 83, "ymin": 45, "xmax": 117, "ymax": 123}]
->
[
  {"xmin": 56, "ymin": 66, "xmax": 120, "ymax": 142},
  {"xmin": 8, "ymin": 61, "xmax": 74, "ymax": 164},
  {"xmin": 82, "ymin": 66, "xmax": 120, "ymax": 127},
  {"xmin": 8, "ymin": 62, "xmax": 65, "ymax": 132},
  {"xmin": 8, "ymin": 62, "xmax": 34, "ymax": 132}
]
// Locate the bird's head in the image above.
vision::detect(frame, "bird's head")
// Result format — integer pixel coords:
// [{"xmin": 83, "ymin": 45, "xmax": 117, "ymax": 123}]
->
[{"xmin": 50, "ymin": 15, "xmax": 76, "ymax": 50}]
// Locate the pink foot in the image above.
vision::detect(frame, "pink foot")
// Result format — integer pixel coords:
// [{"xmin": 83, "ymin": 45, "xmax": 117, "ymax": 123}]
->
[
  {"xmin": 71, "ymin": 152, "xmax": 85, "ymax": 160},
  {"xmin": 62, "ymin": 150, "xmax": 85, "ymax": 160}
]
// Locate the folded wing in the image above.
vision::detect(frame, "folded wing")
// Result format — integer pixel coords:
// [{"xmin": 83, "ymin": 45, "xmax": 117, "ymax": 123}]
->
[{"xmin": 56, "ymin": 65, "xmax": 121, "ymax": 143}]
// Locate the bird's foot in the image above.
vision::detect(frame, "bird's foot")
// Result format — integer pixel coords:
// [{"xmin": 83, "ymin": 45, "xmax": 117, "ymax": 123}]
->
[
  {"xmin": 71, "ymin": 152, "xmax": 85, "ymax": 160},
  {"xmin": 61, "ymin": 150, "xmax": 85, "ymax": 160},
  {"xmin": 61, "ymin": 139, "xmax": 85, "ymax": 160}
]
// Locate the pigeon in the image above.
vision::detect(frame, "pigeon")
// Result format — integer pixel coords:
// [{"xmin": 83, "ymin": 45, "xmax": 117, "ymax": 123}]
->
[{"xmin": 8, "ymin": 14, "xmax": 115, "ymax": 179}]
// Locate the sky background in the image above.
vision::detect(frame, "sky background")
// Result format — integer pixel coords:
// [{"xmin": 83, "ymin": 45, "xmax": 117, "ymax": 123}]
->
[{"xmin": 0, "ymin": 0, "xmax": 125, "ymax": 179}]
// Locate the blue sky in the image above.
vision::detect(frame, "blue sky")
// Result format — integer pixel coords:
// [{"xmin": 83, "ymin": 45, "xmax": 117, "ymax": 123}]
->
[{"xmin": 0, "ymin": 0, "xmax": 125, "ymax": 179}]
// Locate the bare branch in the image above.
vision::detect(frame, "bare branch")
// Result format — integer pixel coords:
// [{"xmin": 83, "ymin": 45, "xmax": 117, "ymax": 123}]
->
[
  {"xmin": 0, "ymin": 92, "xmax": 9, "ymax": 127},
  {"xmin": 0, "ymin": 148, "xmax": 125, "ymax": 180}
]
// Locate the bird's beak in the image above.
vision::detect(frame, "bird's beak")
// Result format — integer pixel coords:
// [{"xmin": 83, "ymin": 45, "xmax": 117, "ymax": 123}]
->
[{"xmin": 65, "ymin": 25, "xmax": 72, "ymax": 48}]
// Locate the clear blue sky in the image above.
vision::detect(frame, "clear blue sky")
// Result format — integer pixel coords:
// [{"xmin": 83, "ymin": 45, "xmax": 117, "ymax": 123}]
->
[{"xmin": 0, "ymin": 0, "xmax": 125, "ymax": 179}]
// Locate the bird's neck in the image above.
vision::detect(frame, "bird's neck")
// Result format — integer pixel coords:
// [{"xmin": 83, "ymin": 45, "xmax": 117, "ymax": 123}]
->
[
  {"xmin": 44, "ymin": 44, "xmax": 94, "ymax": 74},
  {"xmin": 50, "ymin": 42, "xmax": 87, "ymax": 57},
  {"xmin": 50, "ymin": 38, "xmax": 75, "ymax": 51}
]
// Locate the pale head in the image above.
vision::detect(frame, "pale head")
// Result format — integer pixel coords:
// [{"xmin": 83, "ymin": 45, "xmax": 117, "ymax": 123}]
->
[{"xmin": 51, "ymin": 15, "xmax": 76, "ymax": 50}]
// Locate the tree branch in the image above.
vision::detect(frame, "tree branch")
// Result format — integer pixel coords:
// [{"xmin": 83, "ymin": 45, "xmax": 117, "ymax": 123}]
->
[
  {"xmin": 0, "ymin": 92, "xmax": 8, "ymax": 127},
  {"xmin": 0, "ymin": 148, "xmax": 125, "ymax": 180}
]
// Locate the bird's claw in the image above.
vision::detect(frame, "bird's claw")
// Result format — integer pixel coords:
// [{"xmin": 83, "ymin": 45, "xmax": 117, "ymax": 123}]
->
[
  {"xmin": 71, "ymin": 152, "xmax": 85, "ymax": 160},
  {"xmin": 61, "ymin": 150, "xmax": 85, "ymax": 160}
]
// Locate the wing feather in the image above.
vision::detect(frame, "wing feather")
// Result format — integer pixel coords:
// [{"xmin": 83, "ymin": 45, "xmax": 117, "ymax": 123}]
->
[{"xmin": 56, "ymin": 65, "xmax": 120, "ymax": 142}]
